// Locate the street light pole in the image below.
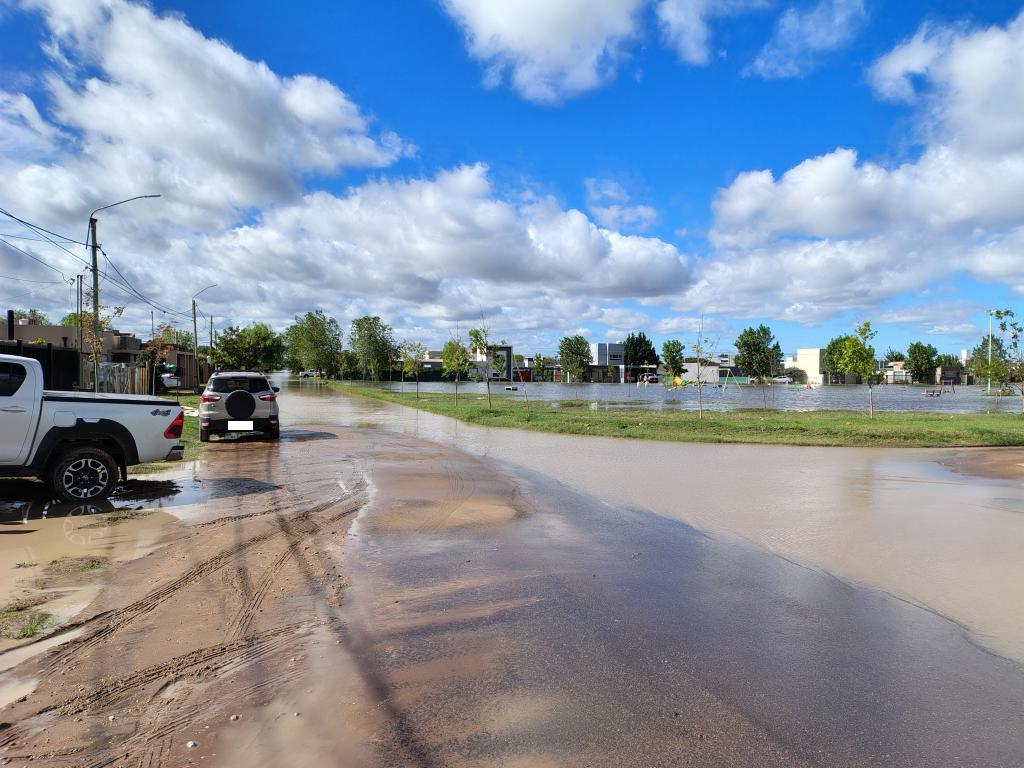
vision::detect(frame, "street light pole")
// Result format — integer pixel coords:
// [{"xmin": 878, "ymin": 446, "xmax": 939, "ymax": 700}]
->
[
  {"xmin": 86, "ymin": 194, "xmax": 160, "ymax": 392},
  {"xmin": 988, "ymin": 309, "xmax": 995, "ymax": 394},
  {"xmin": 191, "ymin": 284, "xmax": 217, "ymax": 390},
  {"xmin": 89, "ymin": 217, "xmax": 100, "ymax": 392}
]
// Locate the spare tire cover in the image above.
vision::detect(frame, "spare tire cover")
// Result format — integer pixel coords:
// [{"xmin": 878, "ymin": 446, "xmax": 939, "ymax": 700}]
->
[{"xmin": 226, "ymin": 390, "xmax": 256, "ymax": 419}]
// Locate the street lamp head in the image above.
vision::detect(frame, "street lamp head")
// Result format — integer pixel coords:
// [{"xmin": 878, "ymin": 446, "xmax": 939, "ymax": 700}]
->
[
  {"xmin": 89, "ymin": 194, "xmax": 161, "ymax": 220},
  {"xmin": 192, "ymin": 283, "xmax": 218, "ymax": 300}
]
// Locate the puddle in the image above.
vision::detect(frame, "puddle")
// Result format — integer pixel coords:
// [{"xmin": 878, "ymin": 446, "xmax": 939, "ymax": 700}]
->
[{"xmin": 0, "ymin": 675, "xmax": 37, "ymax": 708}]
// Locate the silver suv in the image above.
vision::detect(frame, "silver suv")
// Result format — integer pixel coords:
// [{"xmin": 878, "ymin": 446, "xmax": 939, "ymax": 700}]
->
[{"xmin": 199, "ymin": 372, "xmax": 280, "ymax": 442}]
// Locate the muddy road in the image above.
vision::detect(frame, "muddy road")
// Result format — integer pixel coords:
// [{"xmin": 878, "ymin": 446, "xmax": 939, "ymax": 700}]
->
[{"xmin": 0, "ymin": 383, "xmax": 1022, "ymax": 766}]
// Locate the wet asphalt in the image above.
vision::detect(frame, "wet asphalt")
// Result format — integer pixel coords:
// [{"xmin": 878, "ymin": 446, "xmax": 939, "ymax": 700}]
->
[{"xmin": 343, "ymin": 462, "xmax": 1024, "ymax": 767}]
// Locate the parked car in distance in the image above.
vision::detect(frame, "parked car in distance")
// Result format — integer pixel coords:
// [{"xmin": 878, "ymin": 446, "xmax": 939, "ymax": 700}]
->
[
  {"xmin": 160, "ymin": 372, "xmax": 181, "ymax": 389},
  {"xmin": 772, "ymin": 375, "xmax": 793, "ymax": 384},
  {"xmin": 0, "ymin": 354, "xmax": 184, "ymax": 500},
  {"xmin": 299, "ymin": 370, "xmax": 318, "ymax": 378},
  {"xmin": 199, "ymin": 372, "xmax": 280, "ymax": 442}
]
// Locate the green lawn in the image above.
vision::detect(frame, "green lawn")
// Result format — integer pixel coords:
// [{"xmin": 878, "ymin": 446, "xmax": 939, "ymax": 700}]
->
[{"xmin": 329, "ymin": 383, "xmax": 1024, "ymax": 448}]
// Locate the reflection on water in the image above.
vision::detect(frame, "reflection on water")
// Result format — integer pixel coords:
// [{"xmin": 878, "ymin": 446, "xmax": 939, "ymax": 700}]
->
[
  {"xmin": 358, "ymin": 378, "xmax": 1023, "ymax": 413},
  {"xmin": 279, "ymin": 377, "xmax": 1024, "ymax": 662}
]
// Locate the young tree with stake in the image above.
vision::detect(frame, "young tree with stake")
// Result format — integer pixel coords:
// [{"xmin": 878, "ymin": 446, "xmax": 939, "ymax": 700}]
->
[
  {"xmin": 442, "ymin": 337, "xmax": 470, "ymax": 404},
  {"xmin": 838, "ymin": 322, "xmax": 879, "ymax": 417},
  {"xmin": 399, "ymin": 341, "xmax": 427, "ymax": 399}
]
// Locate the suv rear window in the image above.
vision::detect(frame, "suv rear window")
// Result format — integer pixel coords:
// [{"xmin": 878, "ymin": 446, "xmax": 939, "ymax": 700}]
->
[
  {"xmin": 0, "ymin": 362, "xmax": 27, "ymax": 397},
  {"xmin": 208, "ymin": 377, "xmax": 270, "ymax": 393}
]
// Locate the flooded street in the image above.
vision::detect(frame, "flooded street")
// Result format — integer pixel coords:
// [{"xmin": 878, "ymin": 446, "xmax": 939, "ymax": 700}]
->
[
  {"xmin": 0, "ymin": 380, "xmax": 1022, "ymax": 766},
  {"xmin": 284, "ymin": 380, "xmax": 1024, "ymax": 662}
]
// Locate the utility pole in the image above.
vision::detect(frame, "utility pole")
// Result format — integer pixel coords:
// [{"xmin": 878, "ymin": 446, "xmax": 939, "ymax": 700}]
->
[
  {"xmin": 85, "ymin": 195, "xmax": 161, "ymax": 392},
  {"xmin": 209, "ymin": 315, "xmax": 214, "ymax": 372},
  {"xmin": 89, "ymin": 217, "xmax": 100, "ymax": 393},
  {"xmin": 190, "ymin": 284, "xmax": 217, "ymax": 390},
  {"xmin": 76, "ymin": 274, "xmax": 83, "ymax": 388},
  {"xmin": 192, "ymin": 298, "xmax": 199, "ymax": 391}
]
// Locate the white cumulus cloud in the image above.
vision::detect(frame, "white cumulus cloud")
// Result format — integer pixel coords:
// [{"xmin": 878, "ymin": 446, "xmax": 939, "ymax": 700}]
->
[{"xmin": 747, "ymin": 0, "xmax": 868, "ymax": 79}]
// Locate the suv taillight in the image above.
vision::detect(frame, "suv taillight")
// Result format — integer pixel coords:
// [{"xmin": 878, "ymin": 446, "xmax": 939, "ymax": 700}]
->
[
  {"xmin": 164, "ymin": 410, "xmax": 184, "ymax": 439},
  {"xmin": 258, "ymin": 393, "xmax": 276, "ymax": 401},
  {"xmin": 200, "ymin": 393, "xmax": 221, "ymax": 403}
]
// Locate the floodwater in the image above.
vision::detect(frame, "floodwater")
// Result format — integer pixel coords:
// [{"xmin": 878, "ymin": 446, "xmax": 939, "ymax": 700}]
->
[
  {"xmin": 340, "ymin": 458, "xmax": 1024, "ymax": 766},
  {"xmin": 281, "ymin": 378, "xmax": 1024, "ymax": 662},
  {"xmin": 370, "ymin": 378, "xmax": 1024, "ymax": 413}
]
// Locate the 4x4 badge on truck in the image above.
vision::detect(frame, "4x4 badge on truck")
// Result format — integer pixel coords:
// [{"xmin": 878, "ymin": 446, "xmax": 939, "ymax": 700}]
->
[{"xmin": 150, "ymin": 408, "xmax": 172, "ymax": 416}]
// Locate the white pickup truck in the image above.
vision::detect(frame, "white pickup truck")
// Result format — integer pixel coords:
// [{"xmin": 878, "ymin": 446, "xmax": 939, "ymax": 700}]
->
[{"xmin": 0, "ymin": 354, "xmax": 184, "ymax": 501}]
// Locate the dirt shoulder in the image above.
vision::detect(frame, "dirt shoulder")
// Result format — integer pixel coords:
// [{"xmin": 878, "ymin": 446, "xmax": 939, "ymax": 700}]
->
[{"xmin": 0, "ymin": 427, "xmax": 375, "ymax": 766}]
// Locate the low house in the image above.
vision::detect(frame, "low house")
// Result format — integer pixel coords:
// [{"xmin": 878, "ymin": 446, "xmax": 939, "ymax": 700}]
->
[{"xmin": 882, "ymin": 360, "xmax": 912, "ymax": 384}]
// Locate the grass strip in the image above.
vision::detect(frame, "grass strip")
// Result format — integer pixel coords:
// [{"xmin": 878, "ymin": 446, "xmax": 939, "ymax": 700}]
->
[{"xmin": 329, "ymin": 382, "xmax": 1024, "ymax": 448}]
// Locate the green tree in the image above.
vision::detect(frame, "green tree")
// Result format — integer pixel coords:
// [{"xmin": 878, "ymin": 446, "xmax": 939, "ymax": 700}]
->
[
  {"xmin": 994, "ymin": 309, "xmax": 1024, "ymax": 411},
  {"xmin": 338, "ymin": 349, "xmax": 360, "ymax": 379},
  {"xmin": 837, "ymin": 322, "xmax": 878, "ymax": 417},
  {"xmin": 349, "ymin": 316, "xmax": 396, "ymax": 381},
  {"xmin": 399, "ymin": 340, "xmax": 427, "ymax": 399},
  {"xmin": 441, "ymin": 337, "xmax": 470, "ymax": 403},
  {"xmin": 969, "ymin": 333, "xmax": 1009, "ymax": 388},
  {"xmin": 284, "ymin": 310, "xmax": 343, "ymax": 375},
  {"xmin": 823, "ymin": 334, "xmax": 854, "ymax": 384},
  {"xmin": 468, "ymin": 326, "xmax": 495, "ymax": 408},
  {"xmin": 558, "ymin": 335, "xmax": 592, "ymax": 384},
  {"xmin": 214, "ymin": 323, "xmax": 284, "ymax": 372},
  {"xmin": 623, "ymin": 332, "xmax": 658, "ymax": 380},
  {"xmin": 660, "ymin": 339, "xmax": 685, "ymax": 379},
  {"xmin": 2, "ymin": 308, "xmax": 49, "ymax": 326},
  {"xmin": 734, "ymin": 324, "xmax": 782, "ymax": 383},
  {"xmin": 884, "ymin": 347, "xmax": 906, "ymax": 363},
  {"xmin": 905, "ymin": 341, "xmax": 938, "ymax": 384},
  {"xmin": 935, "ymin": 353, "xmax": 963, "ymax": 370}
]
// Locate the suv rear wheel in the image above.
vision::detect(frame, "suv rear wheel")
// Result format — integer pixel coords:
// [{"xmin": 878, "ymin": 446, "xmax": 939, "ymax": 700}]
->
[{"xmin": 47, "ymin": 447, "xmax": 120, "ymax": 501}]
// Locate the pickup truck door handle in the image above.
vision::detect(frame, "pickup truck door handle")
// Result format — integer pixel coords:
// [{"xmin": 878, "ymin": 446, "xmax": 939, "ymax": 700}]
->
[{"xmin": 0, "ymin": 406, "xmax": 27, "ymax": 413}]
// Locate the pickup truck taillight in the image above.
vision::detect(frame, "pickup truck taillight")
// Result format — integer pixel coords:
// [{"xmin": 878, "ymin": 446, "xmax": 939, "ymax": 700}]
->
[
  {"xmin": 258, "ymin": 393, "xmax": 277, "ymax": 401},
  {"xmin": 164, "ymin": 410, "xmax": 184, "ymax": 439},
  {"xmin": 200, "ymin": 394, "xmax": 221, "ymax": 403}
]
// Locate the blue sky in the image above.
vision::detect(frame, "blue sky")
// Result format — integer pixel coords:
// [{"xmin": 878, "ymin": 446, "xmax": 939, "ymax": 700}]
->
[{"xmin": 1, "ymin": 0, "xmax": 1022, "ymax": 356}]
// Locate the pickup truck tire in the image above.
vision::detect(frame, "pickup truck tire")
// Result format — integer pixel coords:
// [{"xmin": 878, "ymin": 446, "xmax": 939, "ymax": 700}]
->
[{"xmin": 47, "ymin": 447, "xmax": 120, "ymax": 501}]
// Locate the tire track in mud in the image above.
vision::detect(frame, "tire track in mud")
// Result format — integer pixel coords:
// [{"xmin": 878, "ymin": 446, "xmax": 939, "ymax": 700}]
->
[
  {"xmin": 48, "ymin": 622, "xmax": 310, "ymax": 717},
  {"xmin": 40, "ymin": 486, "xmax": 367, "ymax": 675}
]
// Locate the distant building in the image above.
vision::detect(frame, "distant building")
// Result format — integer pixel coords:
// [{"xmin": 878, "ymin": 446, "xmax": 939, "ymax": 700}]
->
[
  {"xmin": 6, "ymin": 318, "xmax": 142, "ymax": 364},
  {"xmin": 882, "ymin": 360, "xmax": 911, "ymax": 384},
  {"xmin": 588, "ymin": 342, "xmax": 625, "ymax": 382},
  {"xmin": 680, "ymin": 362, "xmax": 720, "ymax": 384},
  {"xmin": 783, "ymin": 348, "xmax": 826, "ymax": 385}
]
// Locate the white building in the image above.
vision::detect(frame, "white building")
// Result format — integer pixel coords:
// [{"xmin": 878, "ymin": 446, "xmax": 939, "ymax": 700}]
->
[
  {"xmin": 783, "ymin": 348, "xmax": 826, "ymax": 385},
  {"xmin": 680, "ymin": 362, "xmax": 720, "ymax": 384}
]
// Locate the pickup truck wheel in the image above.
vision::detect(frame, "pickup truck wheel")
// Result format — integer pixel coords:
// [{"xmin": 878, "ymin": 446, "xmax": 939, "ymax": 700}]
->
[{"xmin": 48, "ymin": 447, "xmax": 119, "ymax": 502}]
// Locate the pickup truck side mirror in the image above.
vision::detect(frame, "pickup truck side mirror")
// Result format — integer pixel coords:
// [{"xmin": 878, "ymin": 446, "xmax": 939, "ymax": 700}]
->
[{"xmin": 272, "ymin": 386, "xmax": 280, "ymax": 393}]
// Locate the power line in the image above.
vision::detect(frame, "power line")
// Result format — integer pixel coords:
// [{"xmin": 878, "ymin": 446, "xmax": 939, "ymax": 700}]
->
[
  {"xmin": 0, "ymin": 237, "xmax": 71, "ymax": 280},
  {"xmin": 0, "ymin": 273, "xmax": 68, "ymax": 285},
  {"xmin": 0, "ymin": 207, "xmax": 88, "ymax": 245}
]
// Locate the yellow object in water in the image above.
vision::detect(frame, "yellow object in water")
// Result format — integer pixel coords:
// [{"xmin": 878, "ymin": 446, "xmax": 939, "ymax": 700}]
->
[{"xmin": 673, "ymin": 376, "xmax": 682, "ymax": 386}]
